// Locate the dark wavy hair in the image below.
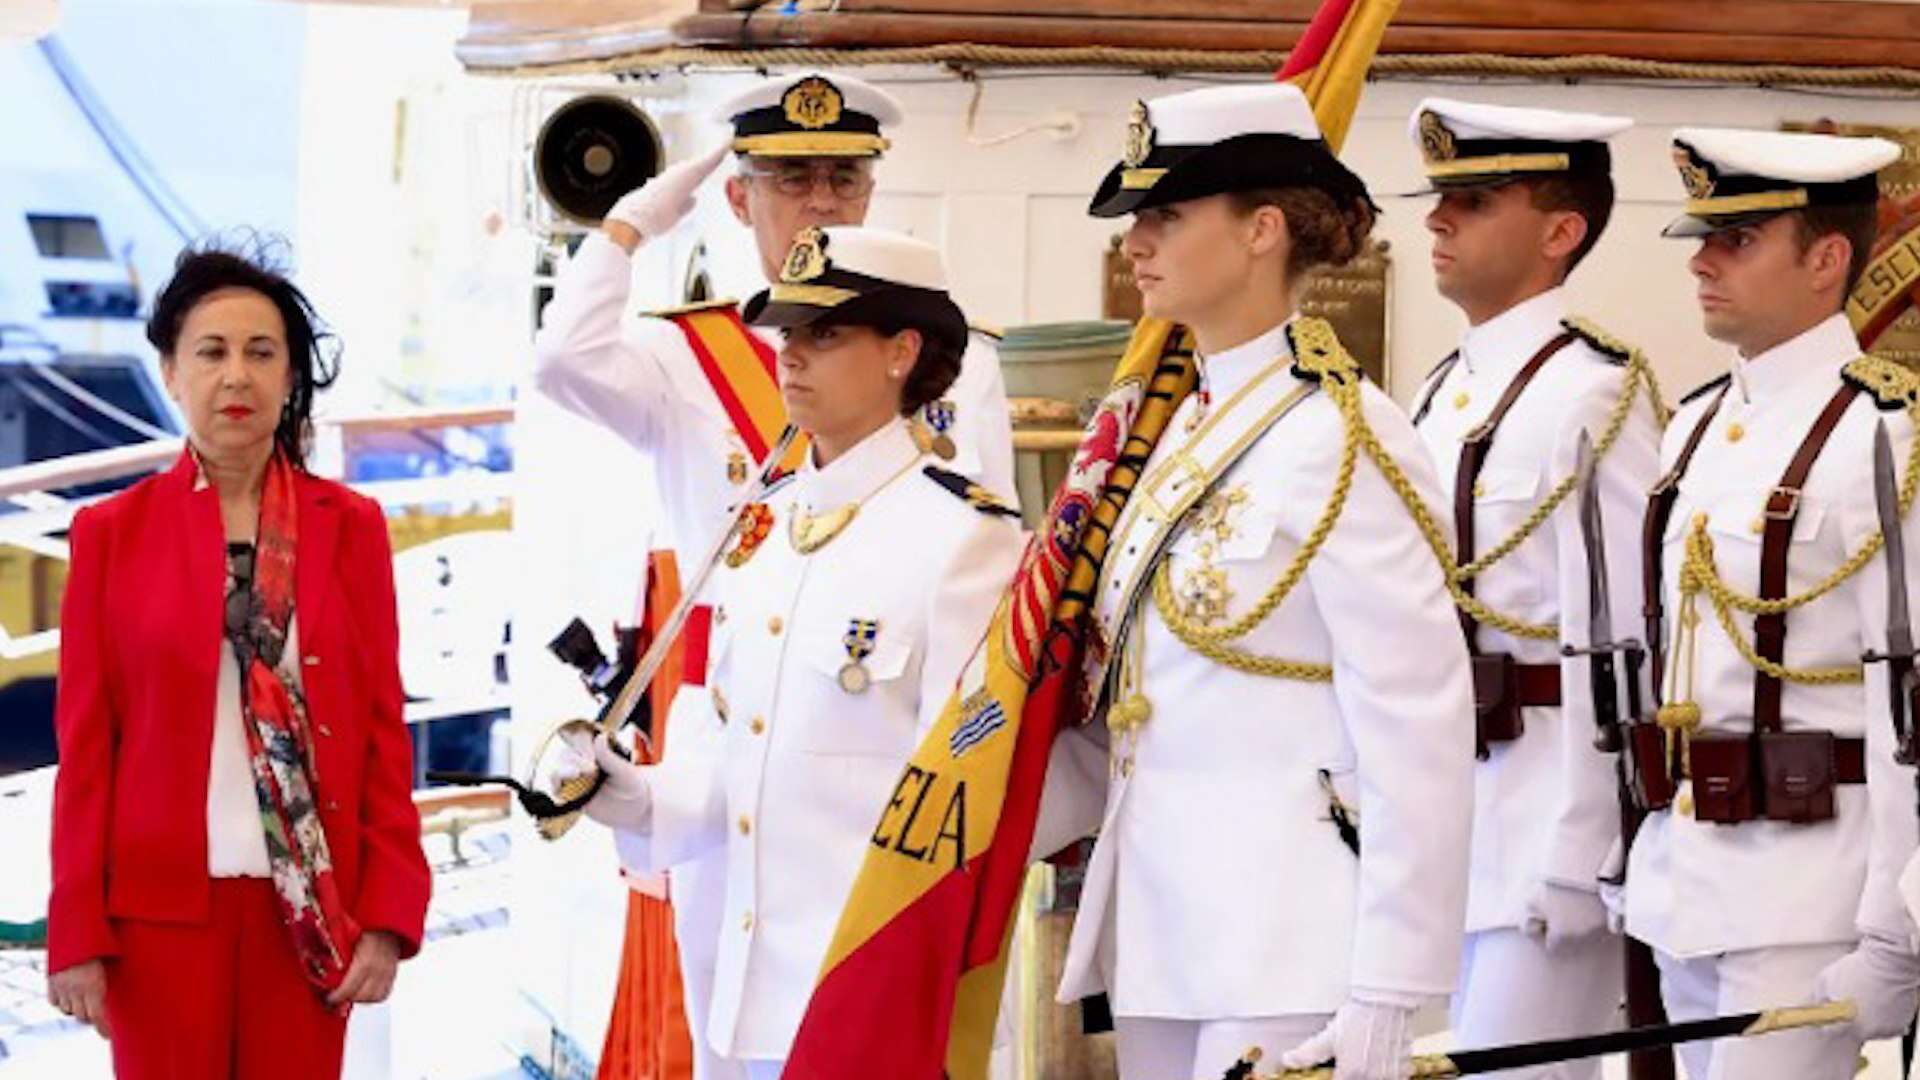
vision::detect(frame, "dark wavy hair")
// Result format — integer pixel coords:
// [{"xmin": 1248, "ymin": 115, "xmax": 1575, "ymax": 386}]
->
[{"xmin": 145, "ymin": 235, "xmax": 340, "ymax": 467}]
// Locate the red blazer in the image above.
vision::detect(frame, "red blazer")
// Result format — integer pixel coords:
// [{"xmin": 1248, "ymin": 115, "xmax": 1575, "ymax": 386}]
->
[{"xmin": 48, "ymin": 452, "xmax": 430, "ymax": 974}]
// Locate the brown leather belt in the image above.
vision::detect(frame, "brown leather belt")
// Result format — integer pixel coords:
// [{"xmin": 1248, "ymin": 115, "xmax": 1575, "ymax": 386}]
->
[{"xmin": 1627, "ymin": 727, "xmax": 1865, "ymax": 824}]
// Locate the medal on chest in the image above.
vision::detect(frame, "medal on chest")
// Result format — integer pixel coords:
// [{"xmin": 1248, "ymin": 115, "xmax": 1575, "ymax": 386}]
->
[
  {"xmin": 724, "ymin": 503, "xmax": 775, "ymax": 567},
  {"xmin": 839, "ymin": 618, "xmax": 880, "ymax": 693}
]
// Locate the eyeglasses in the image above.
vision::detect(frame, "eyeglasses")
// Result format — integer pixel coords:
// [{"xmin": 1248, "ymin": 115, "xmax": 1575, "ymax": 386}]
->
[{"xmin": 743, "ymin": 163, "xmax": 876, "ymax": 200}]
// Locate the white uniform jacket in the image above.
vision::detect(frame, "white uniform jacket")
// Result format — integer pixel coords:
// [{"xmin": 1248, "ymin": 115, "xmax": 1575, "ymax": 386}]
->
[
  {"xmin": 1625, "ymin": 313, "xmax": 1920, "ymax": 958},
  {"xmin": 1054, "ymin": 319, "xmax": 1477, "ymax": 1019},
  {"xmin": 612, "ymin": 417, "xmax": 1024, "ymax": 1059},
  {"xmin": 1412, "ymin": 287, "xmax": 1665, "ymax": 932}
]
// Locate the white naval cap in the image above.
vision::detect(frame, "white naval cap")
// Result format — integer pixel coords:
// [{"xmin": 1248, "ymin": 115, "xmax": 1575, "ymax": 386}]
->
[
  {"xmin": 1664, "ymin": 127, "xmax": 1900, "ymax": 237},
  {"xmin": 715, "ymin": 71, "xmax": 905, "ymax": 158},
  {"xmin": 743, "ymin": 226, "xmax": 965, "ymax": 348},
  {"xmin": 1088, "ymin": 82, "xmax": 1371, "ymax": 219},
  {"xmin": 1410, "ymin": 97, "xmax": 1630, "ymax": 190}
]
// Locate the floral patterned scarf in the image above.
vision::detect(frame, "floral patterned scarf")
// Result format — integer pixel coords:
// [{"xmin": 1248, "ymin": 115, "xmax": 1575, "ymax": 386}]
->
[{"xmin": 222, "ymin": 451, "xmax": 359, "ymax": 994}]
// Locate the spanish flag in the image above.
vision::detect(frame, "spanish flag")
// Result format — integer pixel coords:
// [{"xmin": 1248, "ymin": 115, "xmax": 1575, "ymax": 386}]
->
[{"xmin": 784, "ymin": 6, "xmax": 1398, "ymax": 1077}]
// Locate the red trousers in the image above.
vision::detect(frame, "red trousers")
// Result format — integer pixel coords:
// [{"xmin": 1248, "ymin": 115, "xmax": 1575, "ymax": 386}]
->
[{"xmin": 105, "ymin": 878, "xmax": 349, "ymax": 1080}]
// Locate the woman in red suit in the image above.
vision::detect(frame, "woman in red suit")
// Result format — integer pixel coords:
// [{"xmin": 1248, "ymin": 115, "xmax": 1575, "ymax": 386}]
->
[{"xmin": 44, "ymin": 242, "xmax": 431, "ymax": 1079}]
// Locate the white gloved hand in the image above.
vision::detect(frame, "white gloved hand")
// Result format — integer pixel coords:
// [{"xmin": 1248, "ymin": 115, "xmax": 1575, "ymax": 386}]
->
[
  {"xmin": 1278, "ymin": 996, "xmax": 1417, "ymax": 1080},
  {"xmin": 1597, "ymin": 878, "xmax": 1627, "ymax": 936},
  {"xmin": 580, "ymin": 732, "xmax": 653, "ymax": 830},
  {"xmin": 1522, "ymin": 880, "xmax": 1612, "ymax": 951},
  {"xmin": 1814, "ymin": 932, "xmax": 1920, "ymax": 1040},
  {"xmin": 603, "ymin": 142, "xmax": 731, "ymax": 243}
]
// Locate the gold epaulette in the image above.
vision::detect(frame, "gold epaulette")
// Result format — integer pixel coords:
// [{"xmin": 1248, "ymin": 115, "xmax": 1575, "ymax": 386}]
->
[
  {"xmin": 922, "ymin": 466, "xmax": 1021, "ymax": 517},
  {"xmin": 1844, "ymin": 354, "xmax": 1920, "ymax": 412},
  {"xmin": 1286, "ymin": 316, "xmax": 1362, "ymax": 386},
  {"xmin": 643, "ymin": 297, "xmax": 742, "ymax": 319},
  {"xmin": 1561, "ymin": 315, "xmax": 1635, "ymax": 366}
]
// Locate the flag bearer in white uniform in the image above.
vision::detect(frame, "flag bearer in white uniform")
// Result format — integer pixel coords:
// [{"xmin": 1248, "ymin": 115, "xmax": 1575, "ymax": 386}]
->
[
  {"xmin": 1620, "ymin": 126, "xmax": 1920, "ymax": 1080},
  {"xmin": 1405, "ymin": 99, "xmax": 1665, "ymax": 1079},
  {"xmin": 575, "ymin": 227, "xmax": 1026, "ymax": 1080},
  {"xmin": 531, "ymin": 72, "xmax": 1013, "ymax": 1080},
  {"xmin": 1044, "ymin": 81, "xmax": 1477, "ymax": 1080}
]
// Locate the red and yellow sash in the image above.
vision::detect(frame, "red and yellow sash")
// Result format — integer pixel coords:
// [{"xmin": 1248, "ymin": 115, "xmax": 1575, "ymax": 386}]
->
[{"xmin": 657, "ymin": 301, "xmax": 809, "ymax": 472}]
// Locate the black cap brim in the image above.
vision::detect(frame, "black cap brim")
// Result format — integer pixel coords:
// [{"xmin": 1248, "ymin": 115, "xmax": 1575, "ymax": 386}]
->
[
  {"xmin": 1660, "ymin": 209, "xmax": 1782, "ymax": 239},
  {"xmin": 743, "ymin": 285, "xmax": 967, "ymax": 353},
  {"xmin": 1087, "ymin": 133, "xmax": 1373, "ymax": 219}
]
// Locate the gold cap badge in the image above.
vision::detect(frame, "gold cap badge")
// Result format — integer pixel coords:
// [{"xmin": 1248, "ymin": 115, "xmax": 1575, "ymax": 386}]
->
[
  {"xmin": 782, "ymin": 77, "xmax": 844, "ymax": 131},
  {"xmin": 1123, "ymin": 100, "xmax": 1156, "ymax": 168},
  {"xmin": 1672, "ymin": 142, "xmax": 1716, "ymax": 200},
  {"xmin": 1418, "ymin": 110, "xmax": 1456, "ymax": 164},
  {"xmin": 781, "ymin": 226, "xmax": 829, "ymax": 283}
]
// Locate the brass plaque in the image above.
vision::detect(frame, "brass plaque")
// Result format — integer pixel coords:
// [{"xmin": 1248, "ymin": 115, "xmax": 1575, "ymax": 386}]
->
[
  {"xmin": 1102, "ymin": 234, "xmax": 1142, "ymax": 323},
  {"xmin": 1299, "ymin": 238, "xmax": 1392, "ymax": 386},
  {"xmin": 1102, "ymin": 234, "xmax": 1392, "ymax": 385},
  {"xmin": 1783, "ymin": 119, "xmax": 1920, "ymax": 364}
]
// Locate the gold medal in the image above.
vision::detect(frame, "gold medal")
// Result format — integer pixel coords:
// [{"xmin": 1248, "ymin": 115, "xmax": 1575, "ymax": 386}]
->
[
  {"xmin": 839, "ymin": 618, "xmax": 879, "ymax": 694},
  {"xmin": 727, "ymin": 451, "xmax": 749, "ymax": 485},
  {"xmin": 837, "ymin": 661, "xmax": 872, "ymax": 694},
  {"xmin": 790, "ymin": 503, "xmax": 858, "ymax": 554}
]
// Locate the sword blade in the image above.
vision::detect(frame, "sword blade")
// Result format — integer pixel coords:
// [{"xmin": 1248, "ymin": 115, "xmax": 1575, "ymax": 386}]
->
[
  {"xmin": 598, "ymin": 424, "xmax": 801, "ymax": 738},
  {"xmin": 1576, "ymin": 429, "xmax": 1614, "ymax": 650},
  {"xmin": 1875, "ymin": 420, "xmax": 1914, "ymax": 659}
]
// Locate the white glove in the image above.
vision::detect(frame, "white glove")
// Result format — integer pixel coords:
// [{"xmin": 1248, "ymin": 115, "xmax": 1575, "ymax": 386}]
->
[
  {"xmin": 1900, "ymin": 854, "xmax": 1920, "ymax": 953},
  {"xmin": 580, "ymin": 732, "xmax": 653, "ymax": 831},
  {"xmin": 1814, "ymin": 933, "xmax": 1920, "ymax": 1040},
  {"xmin": 1278, "ymin": 996, "xmax": 1417, "ymax": 1080},
  {"xmin": 1597, "ymin": 879, "xmax": 1626, "ymax": 936},
  {"xmin": 603, "ymin": 142, "xmax": 731, "ymax": 243},
  {"xmin": 1522, "ymin": 880, "xmax": 1612, "ymax": 952}
]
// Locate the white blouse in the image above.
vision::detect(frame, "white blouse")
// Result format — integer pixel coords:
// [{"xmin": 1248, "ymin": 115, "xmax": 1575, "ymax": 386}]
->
[{"xmin": 206, "ymin": 591, "xmax": 304, "ymax": 879}]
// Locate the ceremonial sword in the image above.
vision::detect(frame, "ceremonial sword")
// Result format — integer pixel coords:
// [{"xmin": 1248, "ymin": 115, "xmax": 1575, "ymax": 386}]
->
[
  {"xmin": 429, "ymin": 425, "xmax": 801, "ymax": 839},
  {"xmin": 1221, "ymin": 1000, "xmax": 1857, "ymax": 1079},
  {"xmin": 1863, "ymin": 419, "xmax": 1920, "ymax": 787}
]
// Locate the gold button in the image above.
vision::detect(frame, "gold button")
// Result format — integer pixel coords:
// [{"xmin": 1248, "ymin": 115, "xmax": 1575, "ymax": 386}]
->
[
  {"xmin": 1472, "ymin": 482, "xmax": 1486, "ymax": 499},
  {"xmin": 1453, "ymin": 392, "xmax": 1470, "ymax": 410},
  {"xmin": 741, "ymin": 912, "xmax": 754, "ymax": 932},
  {"xmin": 1676, "ymin": 790, "xmax": 1695, "ymax": 817},
  {"xmin": 303, "ymin": 655, "xmax": 319, "ymax": 666},
  {"xmin": 767, "ymin": 615, "xmax": 783, "ymax": 636},
  {"xmin": 738, "ymin": 816, "xmax": 752, "ymax": 836},
  {"xmin": 1726, "ymin": 423, "xmax": 1744, "ymax": 443},
  {"xmin": 1750, "ymin": 517, "xmax": 1765, "ymax": 535},
  {"xmin": 1199, "ymin": 542, "xmax": 1215, "ymax": 559},
  {"xmin": 750, "ymin": 716, "xmax": 765, "ymax": 735}
]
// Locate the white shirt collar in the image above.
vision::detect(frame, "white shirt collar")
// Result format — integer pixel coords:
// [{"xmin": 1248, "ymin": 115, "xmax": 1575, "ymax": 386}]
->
[
  {"xmin": 1458, "ymin": 286, "xmax": 1569, "ymax": 378},
  {"xmin": 1728, "ymin": 312, "xmax": 1858, "ymax": 406},
  {"xmin": 796, "ymin": 415, "xmax": 923, "ymax": 508},
  {"xmin": 1197, "ymin": 320, "xmax": 1294, "ymax": 402}
]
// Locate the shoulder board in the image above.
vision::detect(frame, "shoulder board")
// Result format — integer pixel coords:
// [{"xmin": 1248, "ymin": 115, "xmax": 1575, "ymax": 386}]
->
[
  {"xmin": 1286, "ymin": 316, "xmax": 1362, "ymax": 386},
  {"xmin": 968, "ymin": 322, "xmax": 1005, "ymax": 342},
  {"xmin": 643, "ymin": 297, "xmax": 742, "ymax": 320},
  {"xmin": 1844, "ymin": 354, "xmax": 1920, "ymax": 412},
  {"xmin": 921, "ymin": 465, "xmax": 1021, "ymax": 517},
  {"xmin": 1680, "ymin": 372, "xmax": 1732, "ymax": 406},
  {"xmin": 1560, "ymin": 316, "xmax": 1633, "ymax": 366}
]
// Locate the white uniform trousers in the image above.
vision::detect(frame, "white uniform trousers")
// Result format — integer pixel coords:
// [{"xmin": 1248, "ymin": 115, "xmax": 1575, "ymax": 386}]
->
[
  {"xmin": 1451, "ymin": 928, "xmax": 1623, "ymax": 1080},
  {"xmin": 1114, "ymin": 1013, "xmax": 1331, "ymax": 1080},
  {"xmin": 1656, "ymin": 942, "xmax": 1856, "ymax": 1080},
  {"xmin": 670, "ymin": 849, "xmax": 746, "ymax": 1080}
]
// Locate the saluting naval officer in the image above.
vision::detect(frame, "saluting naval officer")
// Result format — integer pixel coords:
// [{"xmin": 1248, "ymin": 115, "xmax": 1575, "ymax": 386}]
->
[
  {"xmin": 1406, "ymin": 99, "xmax": 1665, "ymax": 1079},
  {"xmin": 1619, "ymin": 125, "xmax": 1920, "ymax": 1079},
  {"xmin": 1036, "ymin": 82, "xmax": 1476, "ymax": 1080},
  {"xmin": 530, "ymin": 71, "xmax": 1013, "ymax": 1080},
  {"xmin": 573, "ymin": 226, "xmax": 1026, "ymax": 1080}
]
